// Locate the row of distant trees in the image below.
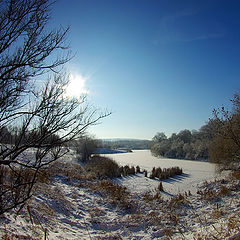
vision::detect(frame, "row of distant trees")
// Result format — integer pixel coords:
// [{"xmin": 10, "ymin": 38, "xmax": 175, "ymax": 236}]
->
[
  {"xmin": 101, "ymin": 139, "xmax": 151, "ymax": 150},
  {"xmin": 151, "ymin": 93, "xmax": 240, "ymax": 171},
  {"xmin": 151, "ymin": 124, "xmax": 213, "ymax": 160}
]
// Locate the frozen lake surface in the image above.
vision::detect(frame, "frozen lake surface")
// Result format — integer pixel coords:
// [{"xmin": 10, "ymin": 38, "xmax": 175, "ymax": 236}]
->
[{"xmin": 103, "ymin": 150, "xmax": 223, "ymax": 196}]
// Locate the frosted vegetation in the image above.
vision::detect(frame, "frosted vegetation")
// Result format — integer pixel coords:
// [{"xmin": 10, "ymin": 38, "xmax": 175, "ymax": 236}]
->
[
  {"xmin": 1, "ymin": 150, "xmax": 239, "ymax": 239},
  {"xmin": 151, "ymin": 127, "xmax": 211, "ymax": 160},
  {"xmin": 0, "ymin": 0, "xmax": 239, "ymax": 239},
  {"xmin": 151, "ymin": 92, "xmax": 240, "ymax": 172},
  {"xmin": 103, "ymin": 150, "xmax": 219, "ymax": 195}
]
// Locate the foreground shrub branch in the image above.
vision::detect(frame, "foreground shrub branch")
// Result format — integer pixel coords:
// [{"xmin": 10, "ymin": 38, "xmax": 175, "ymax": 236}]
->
[{"xmin": 0, "ymin": 0, "xmax": 110, "ymax": 215}]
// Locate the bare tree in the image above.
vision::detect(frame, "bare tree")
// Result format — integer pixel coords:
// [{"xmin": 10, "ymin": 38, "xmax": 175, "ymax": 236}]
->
[
  {"xmin": 74, "ymin": 136, "xmax": 100, "ymax": 162},
  {"xmin": 0, "ymin": 0, "xmax": 110, "ymax": 214},
  {"xmin": 0, "ymin": 77, "xmax": 109, "ymax": 214},
  {"xmin": 0, "ymin": 0, "xmax": 71, "ymax": 123},
  {"xmin": 209, "ymin": 93, "xmax": 240, "ymax": 170}
]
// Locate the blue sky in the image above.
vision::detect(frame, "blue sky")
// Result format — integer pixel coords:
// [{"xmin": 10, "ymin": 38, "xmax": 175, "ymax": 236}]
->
[{"xmin": 52, "ymin": 0, "xmax": 240, "ymax": 139}]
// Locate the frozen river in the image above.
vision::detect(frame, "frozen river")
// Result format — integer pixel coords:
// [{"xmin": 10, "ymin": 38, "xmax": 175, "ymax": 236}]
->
[{"xmin": 103, "ymin": 150, "xmax": 223, "ymax": 196}]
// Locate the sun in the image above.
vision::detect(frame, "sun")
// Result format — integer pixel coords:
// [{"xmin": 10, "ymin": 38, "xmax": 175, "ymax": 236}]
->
[{"xmin": 65, "ymin": 73, "xmax": 89, "ymax": 99}]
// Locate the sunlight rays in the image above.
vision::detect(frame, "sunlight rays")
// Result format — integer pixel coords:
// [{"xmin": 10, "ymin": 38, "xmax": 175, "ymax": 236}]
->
[{"xmin": 65, "ymin": 73, "xmax": 90, "ymax": 99}]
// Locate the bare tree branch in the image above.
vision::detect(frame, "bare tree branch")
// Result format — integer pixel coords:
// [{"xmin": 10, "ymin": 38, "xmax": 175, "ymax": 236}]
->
[{"xmin": 0, "ymin": 0, "xmax": 110, "ymax": 214}]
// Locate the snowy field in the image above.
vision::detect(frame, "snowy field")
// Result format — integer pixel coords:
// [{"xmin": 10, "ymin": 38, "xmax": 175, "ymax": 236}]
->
[
  {"xmin": 1, "ymin": 149, "xmax": 239, "ymax": 239},
  {"xmin": 104, "ymin": 150, "xmax": 221, "ymax": 196}
]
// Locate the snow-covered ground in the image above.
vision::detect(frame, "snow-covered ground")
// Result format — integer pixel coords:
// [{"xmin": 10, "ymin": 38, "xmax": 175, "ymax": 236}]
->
[
  {"xmin": 1, "ymin": 149, "xmax": 239, "ymax": 239},
  {"xmin": 105, "ymin": 150, "xmax": 221, "ymax": 196}
]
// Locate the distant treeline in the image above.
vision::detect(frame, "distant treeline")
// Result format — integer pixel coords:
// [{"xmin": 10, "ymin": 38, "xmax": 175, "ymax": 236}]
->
[
  {"xmin": 151, "ymin": 122, "xmax": 215, "ymax": 160},
  {"xmin": 151, "ymin": 89, "xmax": 240, "ymax": 169},
  {"xmin": 100, "ymin": 139, "xmax": 151, "ymax": 150}
]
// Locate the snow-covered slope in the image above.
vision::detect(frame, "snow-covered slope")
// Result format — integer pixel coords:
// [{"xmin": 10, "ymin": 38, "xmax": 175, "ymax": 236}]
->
[{"xmin": 1, "ymin": 150, "xmax": 239, "ymax": 239}]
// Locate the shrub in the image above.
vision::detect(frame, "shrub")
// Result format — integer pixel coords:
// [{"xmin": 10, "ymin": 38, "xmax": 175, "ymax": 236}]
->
[
  {"xmin": 149, "ymin": 173, "xmax": 155, "ymax": 179},
  {"xmin": 152, "ymin": 167, "xmax": 156, "ymax": 178},
  {"xmin": 85, "ymin": 156, "xmax": 121, "ymax": 179},
  {"xmin": 149, "ymin": 166, "xmax": 183, "ymax": 180},
  {"xmin": 123, "ymin": 165, "xmax": 130, "ymax": 176},
  {"xmin": 119, "ymin": 166, "xmax": 124, "ymax": 176},
  {"xmin": 130, "ymin": 166, "xmax": 136, "ymax": 175},
  {"xmin": 121, "ymin": 165, "xmax": 137, "ymax": 177}
]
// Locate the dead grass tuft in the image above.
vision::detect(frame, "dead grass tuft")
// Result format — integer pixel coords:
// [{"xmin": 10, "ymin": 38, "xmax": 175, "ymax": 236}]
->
[
  {"xmin": 95, "ymin": 233, "xmax": 123, "ymax": 240},
  {"xmin": 157, "ymin": 182, "xmax": 164, "ymax": 191},
  {"xmin": 88, "ymin": 207, "xmax": 106, "ymax": 218},
  {"xmin": 219, "ymin": 185, "xmax": 231, "ymax": 196},
  {"xmin": 230, "ymin": 170, "xmax": 240, "ymax": 180},
  {"xmin": 142, "ymin": 190, "xmax": 163, "ymax": 202},
  {"xmin": 90, "ymin": 180, "xmax": 137, "ymax": 212},
  {"xmin": 197, "ymin": 189, "xmax": 219, "ymax": 201},
  {"xmin": 168, "ymin": 193, "xmax": 188, "ymax": 209}
]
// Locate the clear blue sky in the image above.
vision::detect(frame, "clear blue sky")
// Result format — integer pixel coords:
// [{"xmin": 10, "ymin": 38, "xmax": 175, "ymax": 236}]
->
[{"xmin": 52, "ymin": 0, "xmax": 240, "ymax": 140}]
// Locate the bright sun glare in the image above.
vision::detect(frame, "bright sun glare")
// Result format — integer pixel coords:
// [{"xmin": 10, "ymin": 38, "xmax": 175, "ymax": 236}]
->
[{"xmin": 65, "ymin": 73, "xmax": 89, "ymax": 99}]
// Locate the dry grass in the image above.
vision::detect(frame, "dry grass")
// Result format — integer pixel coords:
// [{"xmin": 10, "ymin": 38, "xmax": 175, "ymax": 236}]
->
[
  {"xmin": 46, "ymin": 160, "xmax": 85, "ymax": 181},
  {"xmin": 85, "ymin": 156, "xmax": 121, "ymax": 179},
  {"xmin": 136, "ymin": 165, "xmax": 140, "ymax": 173},
  {"xmin": 197, "ymin": 189, "xmax": 219, "ymax": 201},
  {"xmin": 85, "ymin": 156, "xmax": 140, "ymax": 179},
  {"xmin": 192, "ymin": 210, "xmax": 240, "ymax": 240},
  {"xmin": 150, "ymin": 166, "xmax": 183, "ymax": 180},
  {"xmin": 0, "ymin": 165, "xmax": 50, "ymax": 215},
  {"xmin": 230, "ymin": 170, "xmax": 240, "ymax": 180},
  {"xmin": 157, "ymin": 182, "xmax": 164, "ymax": 191},
  {"xmin": 142, "ymin": 190, "xmax": 163, "ymax": 202},
  {"xmin": 146, "ymin": 210, "xmax": 162, "ymax": 226},
  {"xmin": 88, "ymin": 207, "xmax": 106, "ymax": 218},
  {"xmin": 95, "ymin": 233, "xmax": 123, "ymax": 240},
  {"xmin": 197, "ymin": 177, "xmax": 234, "ymax": 202},
  {"xmin": 119, "ymin": 165, "xmax": 136, "ymax": 177},
  {"xmin": 1, "ymin": 225, "xmax": 35, "ymax": 240},
  {"xmin": 168, "ymin": 193, "xmax": 189, "ymax": 209},
  {"xmin": 89, "ymin": 180, "xmax": 137, "ymax": 212},
  {"xmin": 192, "ymin": 174, "xmax": 240, "ymax": 240},
  {"xmin": 219, "ymin": 185, "xmax": 231, "ymax": 196},
  {"xmin": 1, "ymin": 152, "xmax": 239, "ymax": 240}
]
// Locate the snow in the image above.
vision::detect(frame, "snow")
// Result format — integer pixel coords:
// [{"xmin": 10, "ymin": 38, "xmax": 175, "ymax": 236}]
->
[
  {"xmin": 1, "ymin": 149, "xmax": 239, "ymax": 239},
  {"xmin": 105, "ymin": 150, "xmax": 221, "ymax": 196}
]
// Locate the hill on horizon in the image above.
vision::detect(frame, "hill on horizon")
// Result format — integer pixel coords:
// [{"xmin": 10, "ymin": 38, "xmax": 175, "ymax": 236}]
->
[{"xmin": 99, "ymin": 138, "xmax": 151, "ymax": 150}]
